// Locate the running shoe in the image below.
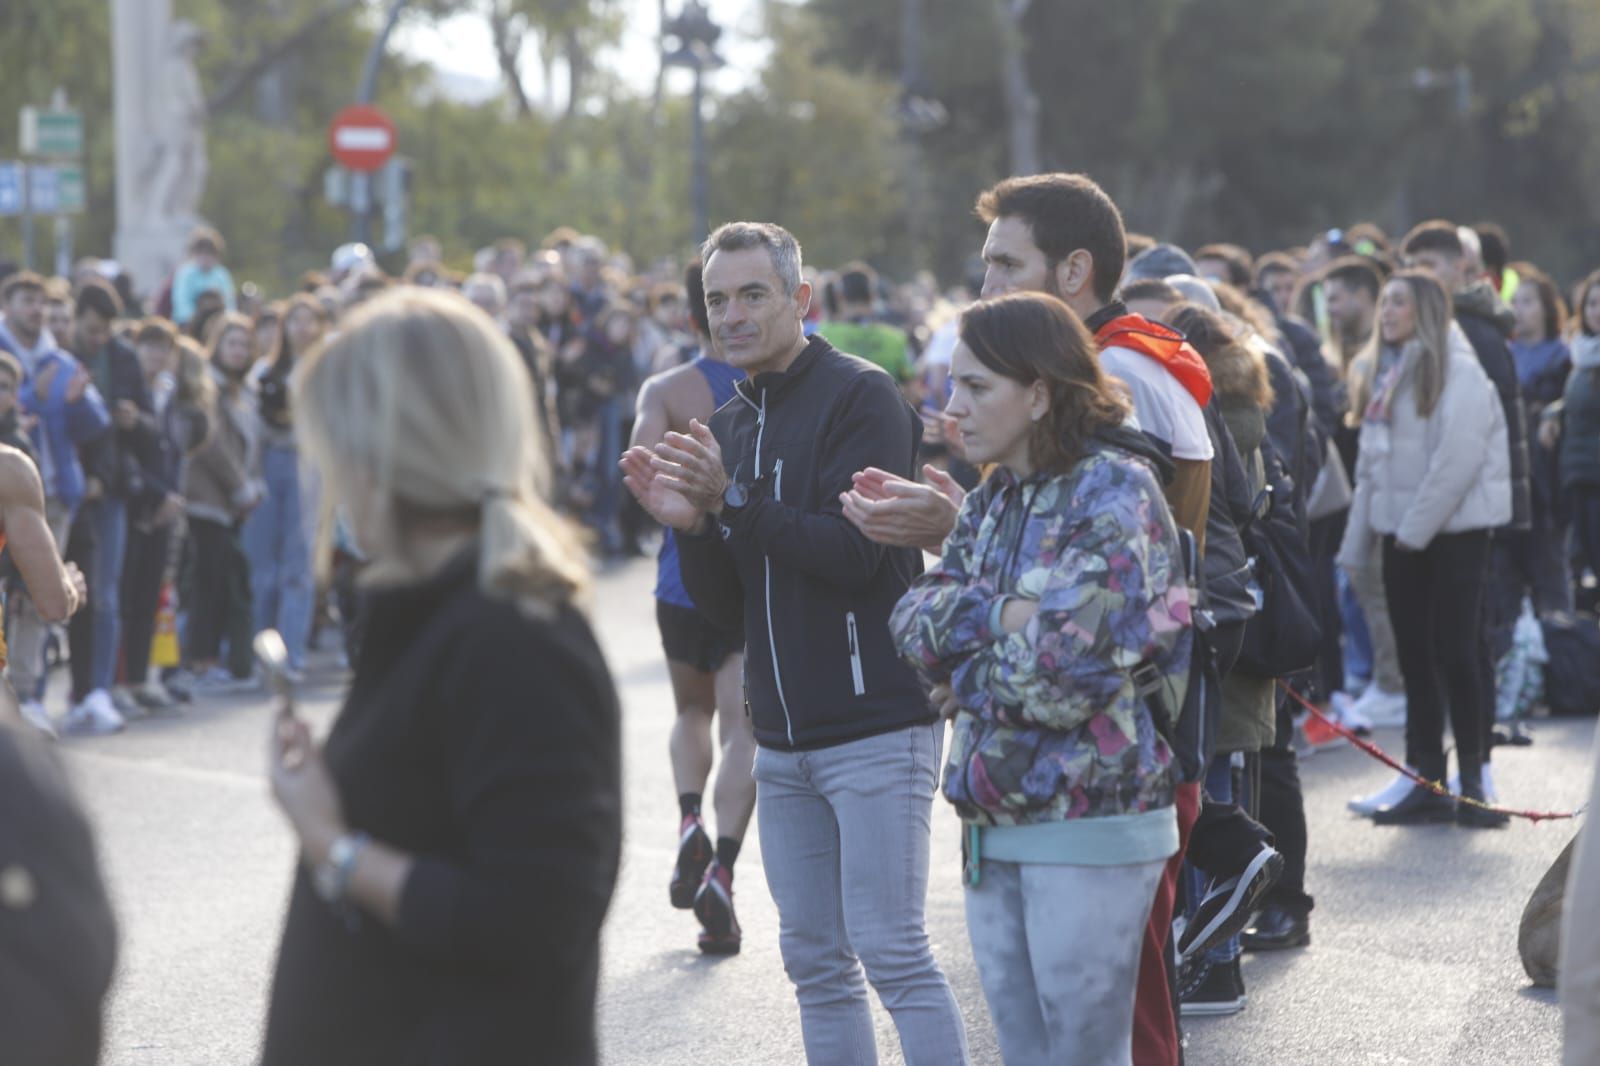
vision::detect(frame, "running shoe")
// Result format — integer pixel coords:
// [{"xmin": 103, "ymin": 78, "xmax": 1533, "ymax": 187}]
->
[
  {"xmin": 670, "ymin": 814, "xmax": 712, "ymax": 910},
  {"xmin": 693, "ymin": 860, "xmax": 742, "ymax": 956},
  {"xmin": 1177, "ymin": 845, "xmax": 1283, "ymax": 963}
]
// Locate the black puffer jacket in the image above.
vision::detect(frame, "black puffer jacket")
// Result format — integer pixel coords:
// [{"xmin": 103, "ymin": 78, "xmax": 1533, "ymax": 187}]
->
[
  {"xmin": 677, "ymin": 336, "xmax": 934, "ymax": 751},
  {"xmin": 1456, "ymin": 285, "xmax": 1532, "ymax": 531}
]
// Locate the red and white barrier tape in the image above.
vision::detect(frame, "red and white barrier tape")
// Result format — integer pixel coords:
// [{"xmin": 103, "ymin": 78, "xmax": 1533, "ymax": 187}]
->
[{"xmin": 1275, "ymin": 679, "xmax": 1586, "ymax": 824}]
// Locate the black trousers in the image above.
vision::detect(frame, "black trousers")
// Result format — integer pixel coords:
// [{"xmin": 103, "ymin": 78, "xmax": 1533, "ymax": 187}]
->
[
  {"xmin": 185, "ymin": 517, "xmax": 253, "ymax": 675},
  {"xmin": 1258, "ymin": 696, "xmax": 1313, "ymax": 915},
  {"xmin": 1382, "ymin": 530, "xmax": 1491, "ymax": 779},
  {"xmin": 120, "ymin": 524, "xmax": 172, "ymax": 686}
]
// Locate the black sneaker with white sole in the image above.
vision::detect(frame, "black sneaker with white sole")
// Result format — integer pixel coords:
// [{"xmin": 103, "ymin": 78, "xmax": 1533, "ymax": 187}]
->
[
  {"xmin": 1179, "ymin": 955, "xmax": 1247, "ymax": 1017},
  {"xmin": 1177, "ymin": 845, "xmax": 1284, "ymax": 963},
  {"xmin": 669, "ymin": 815, "xmax": 712, "ymax": 910}
]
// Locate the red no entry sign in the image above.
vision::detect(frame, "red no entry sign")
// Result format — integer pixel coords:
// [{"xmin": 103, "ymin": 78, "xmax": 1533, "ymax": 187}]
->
[{"xmin": 328, "ymin": 104, "xmax": 396, "ymax": 172}]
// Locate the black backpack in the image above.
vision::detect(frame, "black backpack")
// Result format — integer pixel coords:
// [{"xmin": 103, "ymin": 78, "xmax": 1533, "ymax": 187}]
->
[
  {"xmin": 1234, "ymin": 441, "xmax": 1322, "ymax": 678},
  {"xmin": 1541, "ymin": 613, "xmax": 1600, "ymax": 716}
]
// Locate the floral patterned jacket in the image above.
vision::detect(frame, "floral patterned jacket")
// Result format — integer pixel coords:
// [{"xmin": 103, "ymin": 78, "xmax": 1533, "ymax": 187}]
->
[{"xmin": 889, "ymin": 444, "xmax": 1192, "ymax": 827}]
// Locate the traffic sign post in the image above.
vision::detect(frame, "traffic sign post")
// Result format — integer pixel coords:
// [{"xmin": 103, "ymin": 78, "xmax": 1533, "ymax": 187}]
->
[
  {"xmin": 328, "ymin": 104, "xmax": 397, "ymax": 244},
  {"xmin": 17, "ymin": 92, "xmax": 84, "ymax": 271},
  {"xmin": 0, "ymin": 162, "xmax": 22, "ymax": 217},
  {"xmin": 328, "ymin": 105, "xmax": 396, "ymax": 173},
  {"xmin": 20, "ymin": 107, "xmax": 84, "ymax": 158}
]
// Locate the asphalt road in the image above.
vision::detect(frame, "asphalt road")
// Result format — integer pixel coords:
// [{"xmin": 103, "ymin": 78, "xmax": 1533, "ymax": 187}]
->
[{"xmin": 59, "ymin": 556, "xmax": 1589, "ymax": 1065}]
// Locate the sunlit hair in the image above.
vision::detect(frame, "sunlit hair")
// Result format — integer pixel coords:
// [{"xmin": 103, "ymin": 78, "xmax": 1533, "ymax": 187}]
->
[
  {"xmin": 957, "ymin": 292, "xmax": 1131, "ymax": 475},
  {"xmin": 203, "ymin": 311, "xmax": 254, "ymax": 365},
  {"xmin": 174, "ymin": 335, "xmax": 217, "ymax": 419},
  {"xmin": 274, "ymin": 292, "xmax": 330, "ymax": 367},
  {"xmin": 1350, "ymin": 270, "xmax": 1452, "ymax": 421},
  {"xmin": 292, "ymin": 287, "xmax": 587, "ymax": 612},
  {"xmin": 1570, "ymin": 269, "xmax": 1600, "ymax": 338}
]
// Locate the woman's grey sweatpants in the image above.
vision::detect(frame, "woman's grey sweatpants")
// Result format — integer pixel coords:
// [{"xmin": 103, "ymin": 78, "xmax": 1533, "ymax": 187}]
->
[{"xmin": 964, "ymin": 857, "xmax": 1165, "ymax": 1066}]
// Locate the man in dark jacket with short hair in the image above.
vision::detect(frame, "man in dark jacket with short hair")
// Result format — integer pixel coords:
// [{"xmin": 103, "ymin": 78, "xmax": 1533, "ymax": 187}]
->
[
  {"xmin": 621, "ymin": 221, "xmax": 969, "ymax": 1064},
  {"xmin": 61, "ymin": 279, "xmax": 154, "ymax": 734}
]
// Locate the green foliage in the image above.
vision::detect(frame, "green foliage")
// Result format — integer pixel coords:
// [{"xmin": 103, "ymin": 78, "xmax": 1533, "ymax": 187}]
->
[{"xmin": 5, "ymin": 0, "xmax": 1600, "ymax": 294}]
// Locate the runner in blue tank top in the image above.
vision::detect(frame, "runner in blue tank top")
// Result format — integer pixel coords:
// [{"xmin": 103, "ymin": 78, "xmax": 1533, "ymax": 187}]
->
[{"xmin": 628, "ymin": 262, "xmax": 753, "ymax": 955}]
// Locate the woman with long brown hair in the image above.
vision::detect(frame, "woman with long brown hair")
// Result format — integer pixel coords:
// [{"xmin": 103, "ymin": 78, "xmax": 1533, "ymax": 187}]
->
[
  {"xmin": 244, "ymin": 293, "xmax": 327, "ymax": 678},
  {"xmin": 178, "ymin": 314, "xmax": 262, "ymax": 692},
  {"xmin": 891, "ymin": 292, "xmax": 1191, "ymax": 1065},
  {"xmin": 1338, "ymin": 270, "xmax": 1511, "ymax": 827}
]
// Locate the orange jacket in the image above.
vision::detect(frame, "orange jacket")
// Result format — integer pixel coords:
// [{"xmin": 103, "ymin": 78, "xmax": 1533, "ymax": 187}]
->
[{"xmin": 1093, "ymin": 313, "xmax": 1214, "ymax": 408}]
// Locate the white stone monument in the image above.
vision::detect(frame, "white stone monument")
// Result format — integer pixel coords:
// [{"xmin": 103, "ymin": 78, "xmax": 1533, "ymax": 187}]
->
[{"xmin": 113, "ymin": 3, "xmax": 209, "ymax": 293}]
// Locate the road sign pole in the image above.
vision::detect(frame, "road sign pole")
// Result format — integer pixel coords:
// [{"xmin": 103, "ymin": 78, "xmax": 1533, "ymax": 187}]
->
[
  {"xmin": 54, "ymin": 215, "xmax": 71, "ymax": 279},
  {"xmin": 21, "ymin": 164, "xmax": 34, "ymax": 271}
]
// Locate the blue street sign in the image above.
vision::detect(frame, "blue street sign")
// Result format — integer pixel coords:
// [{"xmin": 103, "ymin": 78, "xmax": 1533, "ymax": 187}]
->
[
  {"xmin": 0, "ymin": 162, "xmax": 21, "ymax": 217},
  {"xmin": 28, "ymin": 165, "xmax": 58, "ymax": 214}
]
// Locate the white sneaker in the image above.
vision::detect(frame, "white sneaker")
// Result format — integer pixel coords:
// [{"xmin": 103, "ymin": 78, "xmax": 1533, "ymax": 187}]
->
[
  {"xmin": 1330, "ymin": 691, "xmax": 1373, "ymax": 734},
  {"xmin": 62, "ymin": 689, "xmax": 126, "ymax": 737},
  {"xmin": 134, "ymin": 679, "xmax": 179, "ymax": 712},
  {"xmin": 1348, "ymin": 769, "xmax": 1417, "ymax": 816},
  {"xmin": 1352, "ymin": 686, "xmax": 1407, "ymax": 728},
  {"xmin": 1447, "ymin": 764, "xmax": 1499, "ymax": 803},
  {"xmin": 110, "ymin": 686, "xmax": 142, "ymax": 719},
  {"xmin": 19, "ymin": 700, "xmax": 57, "ymax": 740}
]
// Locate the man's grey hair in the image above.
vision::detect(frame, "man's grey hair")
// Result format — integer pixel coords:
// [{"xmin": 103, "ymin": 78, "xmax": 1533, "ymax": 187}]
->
[{"xmin": 700, "ymin": 222, "xmax": 804, "ymax": 295}]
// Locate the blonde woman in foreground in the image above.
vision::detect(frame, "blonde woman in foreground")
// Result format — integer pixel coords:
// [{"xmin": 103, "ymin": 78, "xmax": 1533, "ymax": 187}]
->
[{"xmin": 261, "ymin": 288, "xmax": 622, "ymax": 1065}]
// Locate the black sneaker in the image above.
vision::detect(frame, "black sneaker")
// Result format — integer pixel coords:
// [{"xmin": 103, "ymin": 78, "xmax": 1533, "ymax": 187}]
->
[
  {"xmin": 1177, "ymin": 846, "xmax": 1284, "ymax": 963},
  {"xmin": 670, "ymin": 815, "xmax": 712, "ymax": 910},
  {"xmin": 1179, "ymin": 955, "xmax": 1247, "ymax": 1017},
  {"xmin": 1371, "ymin": 784, "xmax": 1456, "ymax": 826}
]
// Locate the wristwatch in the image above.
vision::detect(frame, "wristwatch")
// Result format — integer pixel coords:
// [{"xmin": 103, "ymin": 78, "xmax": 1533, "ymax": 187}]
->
[
  {"xmin": 722, "ymin": 481, "xmax": 751, "ymax": 512},
  {"xmin": 313, "ymin": 831, "xmax": 371, "ymax": 904}
]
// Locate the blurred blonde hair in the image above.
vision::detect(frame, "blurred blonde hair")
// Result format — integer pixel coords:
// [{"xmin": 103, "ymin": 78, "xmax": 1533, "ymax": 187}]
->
[{"xmin": 292, "ymin": 287, "xmax": 587, "ymax": 613}]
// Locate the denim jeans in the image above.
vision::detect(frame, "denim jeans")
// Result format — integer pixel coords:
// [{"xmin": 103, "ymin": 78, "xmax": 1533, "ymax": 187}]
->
[
  {"xmin": 1336, "ymin": 567, "xmax": 1372, "ymax": 691},
  {"xmin": 752, "ymin": 723, "xmax": 969, "ymax": 1066},
  {"xmin": 244, "ymin": 444, "xmax": 313, "ymax": 669},
  {"xmin": 85, "ymin": 496, "xmax": 128, "ymax": 692},
  {"xmin": 967, "ymin": 857, "xmax": 1164, "ymax": 1066}
]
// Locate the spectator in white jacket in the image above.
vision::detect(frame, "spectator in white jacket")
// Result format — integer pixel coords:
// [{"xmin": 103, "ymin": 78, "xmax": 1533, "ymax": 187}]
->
[{"xmin": 1337, "ymin": 270, "xmax": 1511, "ymax": 828}]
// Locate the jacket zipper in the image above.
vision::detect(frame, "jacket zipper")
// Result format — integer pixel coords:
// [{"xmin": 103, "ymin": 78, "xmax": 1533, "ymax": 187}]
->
[
  {"xmin": 846, "ymin": 611, "xmax": 865, "ymax": 696},
  {"xmin": 755, "ymin": 390, "xmax": 796, "ymax": 746}
]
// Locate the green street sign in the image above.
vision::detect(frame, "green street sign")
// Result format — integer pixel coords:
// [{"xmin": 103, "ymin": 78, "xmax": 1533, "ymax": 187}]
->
[
  {"xmin": 57, "ymin": 165, "xmax": 84, "ymax": 214},
  {"xmin": 20, "ymin": 107, "xmax": 84, "ymax": 158}
]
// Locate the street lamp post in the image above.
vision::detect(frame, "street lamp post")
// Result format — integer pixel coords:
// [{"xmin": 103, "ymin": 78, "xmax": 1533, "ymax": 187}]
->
[
  {"xmin": 351, "ymin": 0, "xmax": 408, "ymax": 244},
  {"xmin": 663, "ymin": 2, "xmax": 724, "ymax": 245}
]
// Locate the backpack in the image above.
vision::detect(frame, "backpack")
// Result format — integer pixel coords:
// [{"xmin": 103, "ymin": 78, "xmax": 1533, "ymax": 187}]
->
[
  {"xmin": 1541, "ymin": 613, "xmax": 1600, "ymax": 716},
  {"xmin": 1132, "ymin": 524, "xmax": 1217, "ymax": 785},
  {"xmin": 1233, "ymin": 441, "xmax": 1322, "ymax": 678}
]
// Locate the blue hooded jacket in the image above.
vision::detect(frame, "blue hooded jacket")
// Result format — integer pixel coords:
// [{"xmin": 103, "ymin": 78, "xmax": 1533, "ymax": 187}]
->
[{"xmin": 0, "ymin": 330, "xmax": 111, "ymax": 507}]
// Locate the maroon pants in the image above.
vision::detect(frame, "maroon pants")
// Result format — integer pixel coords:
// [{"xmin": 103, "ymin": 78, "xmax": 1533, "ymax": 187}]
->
[{"xmin": 1133, "ymin": 780, "xmax": 1202, "ymax": 1066}]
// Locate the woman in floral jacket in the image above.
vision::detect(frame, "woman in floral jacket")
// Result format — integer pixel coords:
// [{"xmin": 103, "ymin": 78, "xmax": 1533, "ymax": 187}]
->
[{"xmin": 890, "ymin": 292, "xmax": 1192, "ymax": 1066}]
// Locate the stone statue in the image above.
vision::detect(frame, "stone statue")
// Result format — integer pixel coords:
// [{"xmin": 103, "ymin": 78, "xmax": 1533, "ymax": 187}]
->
[{"xmin": 142, "ymin": 21, "xmax": 208, "ymax": 225}]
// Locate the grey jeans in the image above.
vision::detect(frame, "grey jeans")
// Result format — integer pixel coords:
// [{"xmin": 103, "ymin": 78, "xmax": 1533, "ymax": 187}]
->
[
  {"xmin": 965, "ymin": 858, "xmax": 1164, "ymax": 1066},
  {"xmin": 8, "ymin": 498, "xmax": 73, "ymax": 702},
  {"xmin": 753, "ymin": 722, "xmax": 969, "ymax": 1066},
  {"xmin": 1347, "ymin": 549, "xmax": 1404, "ymax": 695}
]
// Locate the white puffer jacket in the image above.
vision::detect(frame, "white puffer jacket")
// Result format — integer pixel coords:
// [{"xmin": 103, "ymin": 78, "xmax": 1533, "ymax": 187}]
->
[{"xmin": 1339, "ymin": 326, "xmax": 1511, "ymax": 569}]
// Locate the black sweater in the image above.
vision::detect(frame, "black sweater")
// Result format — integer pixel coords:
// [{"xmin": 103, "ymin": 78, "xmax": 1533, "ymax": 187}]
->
[
  {"xmin": 261, "ymin": 553, "xmax": 621, "ymax": 1066},
  {"xmin": 677, "ymin": 336, "xmax": 933, "ymax": 751}
]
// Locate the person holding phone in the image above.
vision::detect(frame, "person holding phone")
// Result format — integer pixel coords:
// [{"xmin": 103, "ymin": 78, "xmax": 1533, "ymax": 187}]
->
[
  {"xmin": 890, "ymin": 293, "xmax": 1191, "ymax": 1065},
  {"xmin": 262, "ymin": 289, "xmax": 621, "ymax": 1064}
]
